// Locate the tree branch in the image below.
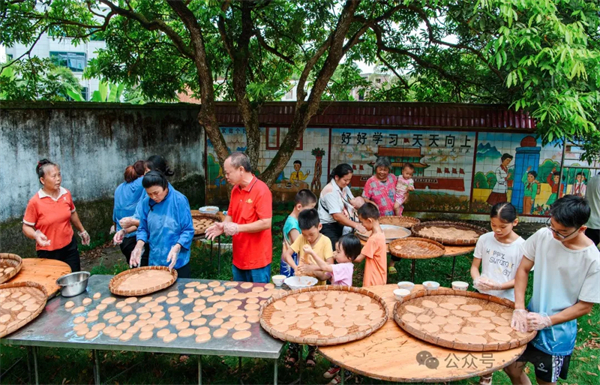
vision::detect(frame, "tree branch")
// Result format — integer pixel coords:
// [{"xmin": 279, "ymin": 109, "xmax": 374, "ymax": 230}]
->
[
  {"xmin": 99, "ymin": 0, "xmax": 195, "ymax": 59},
  {"xmin": 255, "ymin": 31, "xmax": 295, "ymax": 65}
]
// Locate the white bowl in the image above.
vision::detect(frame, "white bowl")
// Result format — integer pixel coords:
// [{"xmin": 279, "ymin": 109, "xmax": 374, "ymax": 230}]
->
[
  {"xmin": 272, "ymin": 275, "xmax": 286, "ymax": 287},
  {"xmin": 397, "ymin": 281, "xmax": 415, "ymax": 291},
  {"xmin": 423, "ymin": 281, "xmax": 440, "ymax": 291},
  {"xmin": 452, "ymin": 281, "xmax": 469, "ymax": 291},
  {"xmin": 199, "ymin": 206, "xmax": 219, "ymax": 214},
  {"xmin": 284, "ymin": 276, "xmax": 318, "ymax": 290},
  {"xmin": 393, "ymin": 288, "xmax": 411, "ymax": 301}
]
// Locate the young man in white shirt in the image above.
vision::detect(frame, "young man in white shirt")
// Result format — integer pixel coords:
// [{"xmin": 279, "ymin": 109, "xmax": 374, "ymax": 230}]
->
[{"xmin": 505, "ymin": 195, "xmax": 600, "ymax": 385}]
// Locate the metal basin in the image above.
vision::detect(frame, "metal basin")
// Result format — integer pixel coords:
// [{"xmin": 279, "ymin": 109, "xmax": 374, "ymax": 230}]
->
[{"xmin": 56, "ymin": 271, "xmax": 90, "ymax": 297}]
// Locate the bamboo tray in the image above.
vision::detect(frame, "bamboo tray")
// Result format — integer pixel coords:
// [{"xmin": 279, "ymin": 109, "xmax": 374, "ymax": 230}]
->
[
  {"xmin": 0, "ymin": 253, "xmax": 23, "ymax": 284},
  {"xmin": 260, "ymin": 286, "xmax": 388, "ymax": 346},
  {"xmin": 356, "ymin": 225, "xmax": 411, "ymax": 244},
  {"xmin": 109, "ymin": 266, "xmax": 177, "ymax": 297},
  {"xmin": 393, "ymin": 288, "xmax": 536, "ymax": 351},
  {"xmin": 191, "ymin": 212, "xmax": 222, "ymax": 236},
  {"xmin": 412, "ymin": 221, "xmax": 486, "ymax": 246},
  {"xmin": 0, "ymin": 281, "xmax": 48, "ymax": 338},
  {"xmin": 389, "ymin": 237, "xmax": 445, "ymax": 260},
  {"xmin": 380, "ymin": 216, "xmax": 420, "ymax": 229}
]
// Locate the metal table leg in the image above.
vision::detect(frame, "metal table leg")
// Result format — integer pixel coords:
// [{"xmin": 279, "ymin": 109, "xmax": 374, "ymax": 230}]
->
[
  {"xmin": 27, "ymin": 346, "xmax": 33, "ymax": 384},
  {"xmin": 198, "ymin": 355, "xmax": 202, "ymax": 385},
  {"xmin": 340, "ymin": 367, "xmax": 345, "ymax": 385},
  {"xmin": 411, "ymin": 260, "xmax": 416, "ymax": 282},
  {"xmin": 451, "ymin": 256, "xmax": 457, "ymax": 281},
  {"xmin": 273, "ymin": 359, "xmax": 278, "ymax": 385},
  {"xmin": 32, "ymin": 346, "xmax": 39, "ymax": 385},
  {"xmin": 93, "ymin": 349, "xmax": 100, "ymax": 385}
]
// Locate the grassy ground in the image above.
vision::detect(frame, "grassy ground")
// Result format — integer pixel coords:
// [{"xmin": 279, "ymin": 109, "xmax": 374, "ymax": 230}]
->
[{"xmin": 1, "ymin": 211, "xmax": 598, "ymax": 384}]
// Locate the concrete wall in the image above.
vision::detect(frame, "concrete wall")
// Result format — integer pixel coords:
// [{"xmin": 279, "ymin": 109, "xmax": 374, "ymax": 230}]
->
[{"xmin": 0, "ymin": 102, "xmax": 205, "ymax": 256}]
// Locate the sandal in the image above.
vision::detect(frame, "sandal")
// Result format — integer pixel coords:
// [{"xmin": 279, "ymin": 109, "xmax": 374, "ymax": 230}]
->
[
  {"xmin": 305, "ymin": 350, "xmax": 316, "ymax": 368},
  {"xmin": 479, "ymin": 374, "xmax": 493, "ymax": 385},
  {"xmin": 285, "ymin": 349, "xmax": 299, "ymax": 369}
]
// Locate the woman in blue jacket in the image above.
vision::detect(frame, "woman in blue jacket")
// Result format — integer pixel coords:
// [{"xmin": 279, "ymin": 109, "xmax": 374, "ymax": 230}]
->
[
  {"xmin": 130, "ymin": 171, "xmax": 195, "ymax": 278},
  {"xmin": 112, "ymin": 161, "xmax": 150, "ymax": 266}
]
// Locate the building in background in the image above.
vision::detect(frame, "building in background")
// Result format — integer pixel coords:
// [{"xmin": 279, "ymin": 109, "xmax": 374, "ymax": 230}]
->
[{"xmin": 4, "ymin": 35, "xmax": 106, "ymax": 101}]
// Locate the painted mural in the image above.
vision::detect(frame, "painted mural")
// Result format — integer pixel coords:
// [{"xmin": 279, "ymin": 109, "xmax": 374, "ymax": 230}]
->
[
  {"xmin": 205, "ymin": 127, "xmax": 599, "ymax": 217},
  {"xmin": 206, "ymin": 127, "xmax": 330, "ymax": 203},
  {"xmin": 329, "ymin": 129, "xmax": 476, "ymax": 213}
]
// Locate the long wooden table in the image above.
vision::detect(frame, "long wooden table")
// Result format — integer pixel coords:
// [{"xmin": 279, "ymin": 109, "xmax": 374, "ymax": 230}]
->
[
  {"xmin": 319, "ymin": 284, "xmax": 525, "ymax": 383},
  {"xmin": 9, "ymin": 258, "xmax": 71, "ymax": 298}
]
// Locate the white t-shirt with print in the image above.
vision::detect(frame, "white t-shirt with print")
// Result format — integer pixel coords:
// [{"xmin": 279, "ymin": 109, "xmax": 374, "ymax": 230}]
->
[
  {"xmin": 473, "ymin": 232, "xmax": 525, "ymax": 301},
  {"xmin": 521, "ymin": 228, "xmax": 600, "ymax": 355}
]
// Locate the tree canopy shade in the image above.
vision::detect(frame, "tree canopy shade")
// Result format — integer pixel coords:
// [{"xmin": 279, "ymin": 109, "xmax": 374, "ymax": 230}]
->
[{"xmin": 2, "ymin": 0, "xmax": 599, "ymax": 180}]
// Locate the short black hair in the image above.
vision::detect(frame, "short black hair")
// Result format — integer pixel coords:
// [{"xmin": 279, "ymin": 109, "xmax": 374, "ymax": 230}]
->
[
  {"xmin": 36, "ymin": 159, "xmax": 58, "ymax": 179},
  {"xmin": 337, "ymin": 234, "xmax": 362, "ymax": 261},
  {"xmin": 295, "ymin": 189, "xmax": 317, "ymax": 207},
  {"xmin": 228, "ymin": 152, "xmax": 252, "ymax": 172},
  {"xmin": 527, "ymin": 170, "xmax": 537, "ymax": 178},
  {"xmin": 553, "ymin": 171, "xmax": 561, "ymax": 177},
  {"xmin": 490, "ymin": 202, "xmax": 517, "ymax": 222},
  {"xmin": 402, "ymin": 163, "xmax": 415, "ymax": 171},
  {"xmin": 501, "ymin": 153, "xmax": 514, "ymax": 162},
  {"xmin": 147, "ymin": 155, "xmax": 174, "ymax": 177},
  {"xmin": 293, "ymin": 160, "xmax": 302, "ymax": 166},
  {"xmin": 298, "ymin": 208, "xmax": 320, "ymax": 230},
  {"xmin": 142, "ymin": 170, "xmax": 168, "ymax": 189},
  {"xmin": 550, "ymin": 195, "xmax": 590, "ymax": 228},
  {"xmin": 358, "ymin": 202, "xmax": 380, "ymax": 220}
]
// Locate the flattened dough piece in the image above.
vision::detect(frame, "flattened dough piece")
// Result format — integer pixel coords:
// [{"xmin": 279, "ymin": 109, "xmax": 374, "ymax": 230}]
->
[
  {"xmin": 489, "ymin": 332, "xmax": 512, "ymax": 342},
  {"xmin": 405, "ymin": 305, "xmax": 424, "ymax": 314}
]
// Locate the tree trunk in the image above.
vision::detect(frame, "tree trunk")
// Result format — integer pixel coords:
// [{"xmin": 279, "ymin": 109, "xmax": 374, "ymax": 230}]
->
[{"xmin": 259, "ymin": 0, "xmax": 362, "ymax": 185}]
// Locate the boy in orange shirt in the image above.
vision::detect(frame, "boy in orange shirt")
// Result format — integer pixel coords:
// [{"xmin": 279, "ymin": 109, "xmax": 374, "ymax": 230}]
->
[{"xmin": 354, "ymin": 202, "xmax": 387, "ymax": 286}]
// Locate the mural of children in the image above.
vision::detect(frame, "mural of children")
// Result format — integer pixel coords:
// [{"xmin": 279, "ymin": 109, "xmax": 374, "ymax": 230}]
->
[
  {"xmin": 290, "ymin": 160, "xmax": 310, "ymax": 184},
  {"xmin": 546, "ymin": 168, "xmax": 564, "ymax": 205},
  {"xmin": 522, "ymin": 167, "xmax": 540, "ymax": 214},
  {"xmin": 487, "ymin": 153, "xmax": 513, "ymax": 206},
  {"xmin": 394, "ymin": 163, "xmax": 415, "ymax": 216},
  {"xmin": 571, "ymin": 172, "xmax": 587, "ymax": 196}
]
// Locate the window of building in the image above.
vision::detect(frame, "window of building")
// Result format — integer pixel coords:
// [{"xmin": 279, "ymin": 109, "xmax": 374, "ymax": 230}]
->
[
  {"xmin": 265, "ymin": 127, "xmax": 303, "ymax": 150},
  {"xmin": 81, "ymin": 87, "xmax": 88, "ymax": 101},
  {"xmin": 50, "ymin": 52, "xmax": 86, "ymax": 72},
  {"xmin": 6, "ymin": 54, "xmax": 13, "ymax": 61}
]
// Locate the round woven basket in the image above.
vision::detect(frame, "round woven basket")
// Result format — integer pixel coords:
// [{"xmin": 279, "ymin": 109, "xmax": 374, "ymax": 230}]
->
[
  {"xmin": 356, "ymin": 225, "xmax": 411, "ymax": 244},
  {"xmin": 380, "ymin": 216, "xmax": 421, "ymax": 229},
  {"xmin": 191, "ymin": 212, "xmax": 222, "ymax": 235},
  {"xmin": 259, "ymin": 285, "xmax": 389, "ymax": 346},
  {"xmin": 412, "ymin": 221, "xmax": 487, "ymax": 246},
  {"xmin": 109, "ymin": 266, "xmax": 177, "ymax": 297},
  {"xmin": 388, "ymin": 237, "xmax": 445, "ymax": 260},
  {"xmin": 0, "ymin": 253, "xmax": 23, "ymax": 284},
  {"xmin": 0, "ymin": 281, "xmax": 48, "ymax": 338},
  {"xmin": 393, "ymin": 288, "xmax": 537, "ymax": 352}
]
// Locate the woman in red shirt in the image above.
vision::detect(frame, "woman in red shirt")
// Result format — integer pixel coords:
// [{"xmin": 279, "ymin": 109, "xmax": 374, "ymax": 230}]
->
[{"xmin": 22, "ymin": 159, "xmax": 90, "ymax": 272}]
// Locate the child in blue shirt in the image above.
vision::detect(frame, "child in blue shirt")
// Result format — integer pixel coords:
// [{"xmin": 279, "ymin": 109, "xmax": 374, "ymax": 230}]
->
[{"xmin": 280, "ymin": 189, "xmax": 317, "ymax": 277}]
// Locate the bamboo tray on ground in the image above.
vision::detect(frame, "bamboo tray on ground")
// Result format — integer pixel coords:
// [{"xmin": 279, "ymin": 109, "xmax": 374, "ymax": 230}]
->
[
  {"xmin": 109, "ymin": 266, "xmax": 177, "ymax": 297},
  {"xmin": 380, "ymin": 216, "xmax": 421, "ymax": 229},
  {"xmin": 0, "ymin": 253, "xmax": 23, "ymax": 284},
  {"xmin": 260, "ymin": 286, "xmax": 388, "ymax": 346},
  {"xmin": 0, "ymin": 281, "xmax": 48, "ymax": 338},
  {"xmin": 389, "ymin": 237, "xmax": 445, "ymax": 259},
  {"xmin": 191, "ymin": 212, "xmax": 222, "ymax": 236},
  {"xmin": 393, "ymin": 288, "xmax": 536, "ymax": 351},
  {"xmin": 412, "ymin": 221, "xmax": 487, "ymax": 246}
]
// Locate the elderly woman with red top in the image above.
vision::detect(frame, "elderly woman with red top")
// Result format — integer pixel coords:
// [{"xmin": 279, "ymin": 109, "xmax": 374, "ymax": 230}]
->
[
  {"xmin": 362, "ymin": 156, "xmax": 397, "ymax": 216},
  {"xmin": 22, "ymin": 159, "xmax": 90, "ymax": 272},
  {"xmin": 205, "ymin": 152, "xmax": 273, "ymax": 283}
]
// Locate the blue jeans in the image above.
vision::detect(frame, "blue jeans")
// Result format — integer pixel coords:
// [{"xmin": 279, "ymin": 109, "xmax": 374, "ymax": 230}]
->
[{"xmin": 232, "ymin": 263, "xmax": 272, "ymax": 283}]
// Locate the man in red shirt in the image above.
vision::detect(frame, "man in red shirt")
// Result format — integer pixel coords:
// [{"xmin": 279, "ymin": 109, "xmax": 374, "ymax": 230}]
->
[{"xmin": 206, "ymin": 152, "xmax": 273, "ymax": 282}]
